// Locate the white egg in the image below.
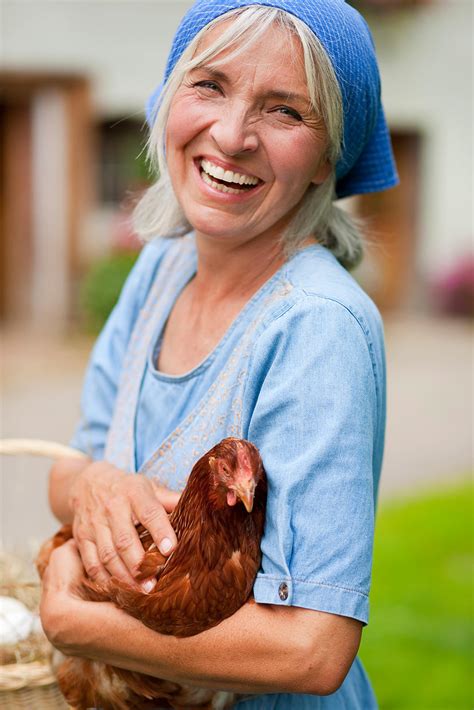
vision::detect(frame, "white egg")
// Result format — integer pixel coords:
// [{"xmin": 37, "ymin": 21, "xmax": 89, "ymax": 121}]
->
[{"xmin": 0, "ymin": 596, "xmax": 35, "ymax": 644}]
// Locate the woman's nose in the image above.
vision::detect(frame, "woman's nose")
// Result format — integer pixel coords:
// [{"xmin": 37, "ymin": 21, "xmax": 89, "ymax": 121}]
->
[{"xmin": 208, "ymin": 105, "xmax": 258, "ymax": 156}]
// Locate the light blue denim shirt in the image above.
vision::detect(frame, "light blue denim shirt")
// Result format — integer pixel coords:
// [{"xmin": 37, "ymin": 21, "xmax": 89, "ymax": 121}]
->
[{"xmin": 72, "ymin": 235, "xmax": 385, "ymax": 708}]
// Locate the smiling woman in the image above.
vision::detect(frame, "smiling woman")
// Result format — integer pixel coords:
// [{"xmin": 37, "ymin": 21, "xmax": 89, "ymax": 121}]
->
[
  {"xmin": 42, "ymin": 2, "xmax": 398, "ymax": 709},
  {"xmin": 164, "ymin": 21, "xmax": 332, "ymax": 259}
]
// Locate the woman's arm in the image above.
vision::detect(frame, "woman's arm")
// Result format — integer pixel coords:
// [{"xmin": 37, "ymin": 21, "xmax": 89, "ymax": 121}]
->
[
  {"xmin": 48, "ymin": 456, "xmax": 91, "ymax": 524},
  {"xmin": 41, "ymin": 541, "xmax": 362, "ymax": 696}
]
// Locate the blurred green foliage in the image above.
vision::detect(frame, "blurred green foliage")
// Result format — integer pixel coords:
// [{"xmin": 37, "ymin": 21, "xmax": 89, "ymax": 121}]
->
[
  {"xmin": 360, "ymin": 482, "xmax": 473, "ymax": 709},
  {"xmin": 79, "ymin": 252, "xmax": 138, "ymax": 333}
]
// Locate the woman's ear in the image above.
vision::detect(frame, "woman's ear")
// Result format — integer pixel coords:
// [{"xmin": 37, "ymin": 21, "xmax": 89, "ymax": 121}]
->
[{"xmin": 311, "ymin": 158, "xmax": 332, "ymax": 186}]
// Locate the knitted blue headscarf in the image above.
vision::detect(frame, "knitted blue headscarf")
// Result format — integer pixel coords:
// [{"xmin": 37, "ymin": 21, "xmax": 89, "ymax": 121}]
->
[{"xmin": 146, "ymin": 0, "xmax": 398, "ymax": 199}]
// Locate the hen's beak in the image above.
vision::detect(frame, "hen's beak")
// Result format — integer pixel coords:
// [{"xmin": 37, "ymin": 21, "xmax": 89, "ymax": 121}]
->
[{"xmin": 235, "ymin": 482, "xmax": 256, "ymax": 513}]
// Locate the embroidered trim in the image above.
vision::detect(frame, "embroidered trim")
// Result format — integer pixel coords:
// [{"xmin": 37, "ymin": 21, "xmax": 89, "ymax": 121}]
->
[
  {"xmin": 104, "ymin": 237, "xmax": 196, "ymax": 471},
  {"xmin": 105, "ymin": 235, "xmax": 293, "ymax": 490}
]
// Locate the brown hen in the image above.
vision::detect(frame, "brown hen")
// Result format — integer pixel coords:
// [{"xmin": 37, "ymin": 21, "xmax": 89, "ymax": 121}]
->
[{"xmin": 38, "ymin": 437, "xmax": 267, "ymax": 710}]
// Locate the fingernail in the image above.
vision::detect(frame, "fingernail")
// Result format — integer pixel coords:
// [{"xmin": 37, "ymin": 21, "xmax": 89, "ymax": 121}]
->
[
  {"xmin": 159, "ymin": 537, "xmax": 173, "ymax": 554},
  {"xmin": 142, "ymin": 580, "xmax": 155, "ymax": 593}
]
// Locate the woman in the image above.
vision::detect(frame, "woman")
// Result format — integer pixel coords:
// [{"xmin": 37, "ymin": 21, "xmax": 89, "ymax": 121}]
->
[{"xmin": 41, "ymin": 1, "xmax": 398, "ymax": 707}]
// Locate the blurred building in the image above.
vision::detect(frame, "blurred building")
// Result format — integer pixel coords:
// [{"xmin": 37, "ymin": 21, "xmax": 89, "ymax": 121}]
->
[{"xmin": 1, "ymin": 0, "xmax": 472, "ymax": 326}]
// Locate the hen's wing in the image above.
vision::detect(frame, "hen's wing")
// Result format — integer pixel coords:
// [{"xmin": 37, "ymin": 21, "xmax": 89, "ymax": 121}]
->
[{"xmin": 108, "ymin": 524, "xmax": 259, "ymax": 636}]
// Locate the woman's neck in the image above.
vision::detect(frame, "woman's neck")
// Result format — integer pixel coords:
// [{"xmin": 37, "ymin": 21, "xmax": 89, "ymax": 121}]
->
[{"xmin": 191, "ymin": 232, "xmax": 287, "ymax": 307}]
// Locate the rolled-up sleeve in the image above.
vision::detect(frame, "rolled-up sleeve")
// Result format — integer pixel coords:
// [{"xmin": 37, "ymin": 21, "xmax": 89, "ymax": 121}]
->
[{"xmin": 244, "ymin": 294, "xmax": 383, "ymax": 625}]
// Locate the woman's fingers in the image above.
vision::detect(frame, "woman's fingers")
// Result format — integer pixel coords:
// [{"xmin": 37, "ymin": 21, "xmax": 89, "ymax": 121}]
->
[
  {"xmin": 75, "ymin": 537, "xmax": 109, "ymax": 586},
  {"xmin": 105, "ymin": 501, "xmax": 148, "ymax": 580},
  {"xmin": 151, "ymin": 480, "xmax": 181, "ymax": 513},
  {"xmin": 42, "ymin": 539, "xmax": 84, "ymax": 594},
  {"xmin": 131, "ymin": 488, "xmax": 177, "ymax": 556},
  {"xmin": 94, "ymin": 520, "xmax": 137, "ymax": 585}
]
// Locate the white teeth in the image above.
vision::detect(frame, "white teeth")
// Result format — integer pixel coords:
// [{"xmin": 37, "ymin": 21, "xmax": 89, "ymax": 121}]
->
[
  {"xmin": 201, "ymin": 159, "xmax": 259, "ymax": 186},
  {"xmin": 201, "ymin": 170, "xmax": 243, "ymax": 195}
]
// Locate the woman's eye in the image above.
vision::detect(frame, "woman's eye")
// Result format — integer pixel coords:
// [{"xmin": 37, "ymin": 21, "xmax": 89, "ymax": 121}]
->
[
  {"xmin": 274, "ymin": 106, "xmax": 303, "ymax": 121},
  {"xmin": 194, "ymin": 80, "xmax": 221, "ymax": 93}
]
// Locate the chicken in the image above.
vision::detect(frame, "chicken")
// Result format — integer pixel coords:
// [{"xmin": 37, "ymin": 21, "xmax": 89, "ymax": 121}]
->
[{"xmin": 38, "ymin": 437, "xmax": 267, "ymax": 710}]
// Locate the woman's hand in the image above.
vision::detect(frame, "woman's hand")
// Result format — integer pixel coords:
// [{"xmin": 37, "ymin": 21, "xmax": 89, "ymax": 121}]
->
[
  {"xmin": 40, "ymin": 539, "xmax": 90, "ymax": 653},
  {"xmin": 40, "ymin": 539, "xmax": 118, "ymax": 658},
  {"xmin": 68, "ymin": 461, "xmax": 180, "ymax": 587}
]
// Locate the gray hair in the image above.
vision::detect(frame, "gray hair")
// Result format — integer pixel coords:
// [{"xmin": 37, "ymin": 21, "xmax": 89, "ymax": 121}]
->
[{"xmin": 133, "ymin": 6, "xmax": 364, "ymax": 269}]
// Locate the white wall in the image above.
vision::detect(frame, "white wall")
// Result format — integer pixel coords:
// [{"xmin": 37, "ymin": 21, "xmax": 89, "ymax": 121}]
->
[
  {"xmin": 367, "ymin": 0, "xmax": 473, "ymax": 278},
  {"xmin": 2, "ymin": 0, "xmax": 193, "ymax": 115},
  {"xmin": 3, "ymin": 0, "xmax": 472, "ymax": 279}
]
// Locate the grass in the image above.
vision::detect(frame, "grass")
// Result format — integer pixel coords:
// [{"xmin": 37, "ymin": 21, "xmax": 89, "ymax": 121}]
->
[{"xmin": 359, "ymin": 482, "xmax": 473, "ymax": 709}]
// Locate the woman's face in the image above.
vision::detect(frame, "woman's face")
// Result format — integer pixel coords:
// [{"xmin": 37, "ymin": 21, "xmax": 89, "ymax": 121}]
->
[{"xmin": 165, "ymin": 21, "xmax": 330, "ymax": 249}]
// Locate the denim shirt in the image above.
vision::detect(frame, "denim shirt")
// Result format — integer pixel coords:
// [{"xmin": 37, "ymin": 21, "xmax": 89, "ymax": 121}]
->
[{"xmin": 72, "ymin": 234, "xmax": 385, "ymax": 708}]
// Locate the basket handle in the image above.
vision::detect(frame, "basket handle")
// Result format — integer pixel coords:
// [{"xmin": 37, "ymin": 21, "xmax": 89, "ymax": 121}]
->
[{"xmin": 0, "ymin": 439, "xmax": 87, "ymax": 460}]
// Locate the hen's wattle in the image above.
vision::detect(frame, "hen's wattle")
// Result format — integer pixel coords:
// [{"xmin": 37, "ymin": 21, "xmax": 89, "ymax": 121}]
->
[{"xmin": 38, "ymin": 437, "xmax": 267, "ymax": 710}]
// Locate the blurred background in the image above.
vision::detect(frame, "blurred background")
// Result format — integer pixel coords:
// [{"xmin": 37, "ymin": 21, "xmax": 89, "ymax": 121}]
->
[{"xmin": 1, "ymin": 1, "xmax": 472, "ymax": 708}]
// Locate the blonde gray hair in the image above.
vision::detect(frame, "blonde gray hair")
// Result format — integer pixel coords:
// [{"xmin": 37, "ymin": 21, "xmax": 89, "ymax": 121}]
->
[{"xmin": 133, "ymin": 6, "xmax": 364, "ymax": 269}]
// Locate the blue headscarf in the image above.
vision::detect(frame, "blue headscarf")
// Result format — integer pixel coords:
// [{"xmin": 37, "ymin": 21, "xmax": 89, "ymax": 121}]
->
[{"xmin": 146, "ymin": 0, "xmax": 399, "ymax": 199}]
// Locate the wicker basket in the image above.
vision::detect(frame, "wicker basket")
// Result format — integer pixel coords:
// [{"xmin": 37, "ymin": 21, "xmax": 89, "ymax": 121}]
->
[
  {"xmin": 0, "ymin": 664, "xmax": 69, "ymax": 710},
  {"xmin": 0, "ymin": 440, "xmax": 85, "ymax": 709},
  {"xmin": 0, "ymin": 574, "xmax": 70, "ymax": 709}
]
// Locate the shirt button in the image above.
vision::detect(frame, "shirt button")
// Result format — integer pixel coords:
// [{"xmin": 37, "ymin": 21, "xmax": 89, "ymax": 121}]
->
[{"xmin": 278, "ymin": 582, "xmax": 289, "ymax": 601}]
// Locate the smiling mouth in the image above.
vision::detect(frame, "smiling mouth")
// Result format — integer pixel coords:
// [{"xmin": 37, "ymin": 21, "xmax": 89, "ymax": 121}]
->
[{"xmin": 199, "ymin": 158, "xmax": 261, "ymax": 195}]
